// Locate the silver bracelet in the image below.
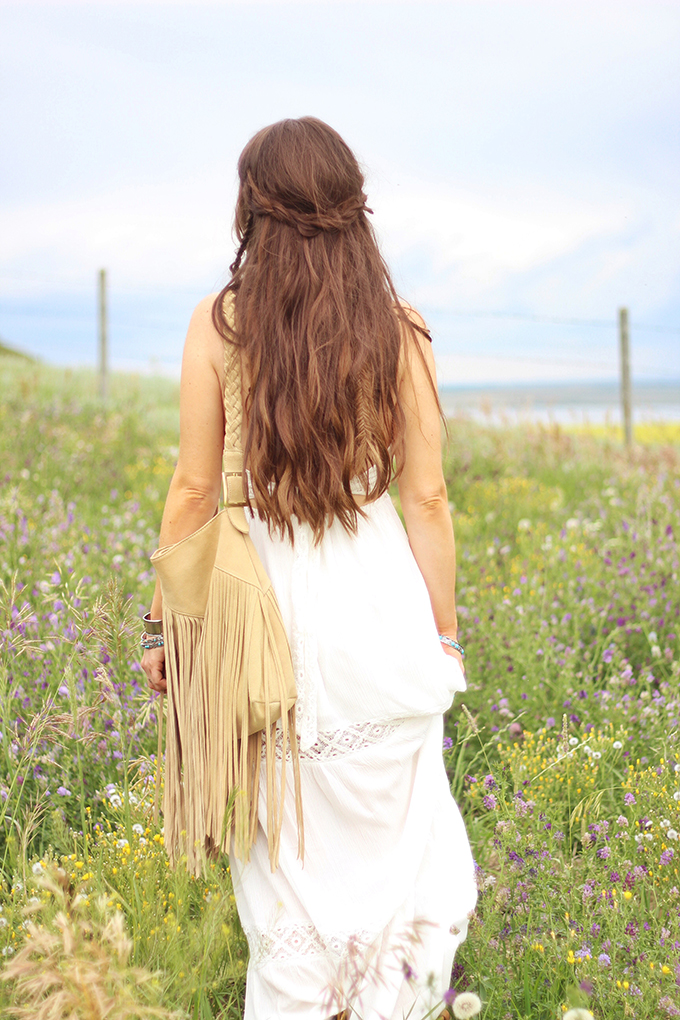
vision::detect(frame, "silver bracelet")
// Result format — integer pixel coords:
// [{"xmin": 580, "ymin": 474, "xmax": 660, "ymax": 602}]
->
[
  {"xmin": 141, "ymin": 632, "xmax": 164, "ymax": 650},
  {"xmin": 439, "ymin": 635, "xmax": 465, "ymax": 657}
]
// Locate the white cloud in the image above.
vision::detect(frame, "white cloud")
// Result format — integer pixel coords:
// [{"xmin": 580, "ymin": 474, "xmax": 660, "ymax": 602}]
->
[{"xmin": 0, "ymin": 170, "xmax": 236, "ymax": 293}]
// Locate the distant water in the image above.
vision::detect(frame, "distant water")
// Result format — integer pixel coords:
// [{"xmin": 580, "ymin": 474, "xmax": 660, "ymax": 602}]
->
[{"xmin": 439, "ymin": 381, "xmax": 680, "ymax": 424}]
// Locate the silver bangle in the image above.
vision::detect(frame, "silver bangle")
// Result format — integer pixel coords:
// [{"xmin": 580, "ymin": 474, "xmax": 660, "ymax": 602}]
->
[
  {"xmin": 439, "ymin": 635, "xmax": 465, "ymax": 657},
  {"xmin": 143, "ymin": 613, "xmax": 163, "ymax": 636}
]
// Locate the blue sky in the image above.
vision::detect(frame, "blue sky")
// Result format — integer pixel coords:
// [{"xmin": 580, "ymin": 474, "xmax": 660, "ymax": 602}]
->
[{"xmin": 1, "ymin": 0, "xmax": 679, "ymax": 384}]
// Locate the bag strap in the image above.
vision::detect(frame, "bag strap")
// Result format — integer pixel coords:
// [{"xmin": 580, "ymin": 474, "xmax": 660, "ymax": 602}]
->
[
  {"xmin": 221, "ymin": 297, "xmax": 249, "ymax": 529},
  {"xmin": 222, "ymin": 338, "xmax": 243, "ymax": 457}
]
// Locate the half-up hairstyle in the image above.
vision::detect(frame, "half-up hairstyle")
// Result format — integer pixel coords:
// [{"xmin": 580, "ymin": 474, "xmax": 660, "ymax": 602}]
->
[{"xmin": 213, "ymin": 116, "xmax": 432, "ymax": 543}]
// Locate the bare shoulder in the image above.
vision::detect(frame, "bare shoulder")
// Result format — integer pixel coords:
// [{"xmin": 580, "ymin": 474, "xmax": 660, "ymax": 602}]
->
[
  {"xmin": 398, "ymin": 299, "xmax": 428, "ymax": 333},
  {"xmin": 396, "ymin": 300, "xmax": 435, "ymax": 386},
  {"xmin": 184, "ymin": 292, "xmax": 225, "ymax": 371}
]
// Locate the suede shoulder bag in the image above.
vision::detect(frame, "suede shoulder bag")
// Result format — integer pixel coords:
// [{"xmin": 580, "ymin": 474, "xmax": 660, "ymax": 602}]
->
[{"xmin": 151, "ymin": 307, "xmax": 303, "ymax": 877}]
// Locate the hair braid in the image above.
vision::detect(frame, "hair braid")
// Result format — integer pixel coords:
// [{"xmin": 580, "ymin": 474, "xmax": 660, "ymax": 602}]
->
[{"xmin": 246, "ymin": 172, "xmax": 372, "ymax": 238}]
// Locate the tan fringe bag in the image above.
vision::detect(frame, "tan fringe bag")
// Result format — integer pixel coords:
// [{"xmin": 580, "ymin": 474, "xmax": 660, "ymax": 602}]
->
[{"xmin": 151, "ymin": 323, "xmax": 303, "ymax": 877}]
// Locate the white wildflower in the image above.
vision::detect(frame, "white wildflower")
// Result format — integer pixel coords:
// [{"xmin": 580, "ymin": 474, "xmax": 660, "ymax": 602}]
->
[
  {"xmin": 569, "ymin": 737, "xmax": 579, "ymax": 746},
  {"xmin": 31, "ymin": 862, "xmax": 44, "ymax": 875},
  {"xmin": 452, "ymin": 992, "xmax": 483, "ymax": 1019},
  {"xmin": 667, "ymin": 829, "xmax": 679, "ymax": 841},
  {"xmin": 592, "ymin": 751, "xmax": 602, "ymax": 760},
  {"xmin": 661, "ymin": 819, "xmax": 671, "ymax": 828},
  {"xmin": 132, "ymin": 823, "xmax": 144, "ymax": 834},
  {"xmin": 564, "ymin": 1010, "xmax": 594, "ymax": 1020},
  {"xmin": 673, "ymin": 791, "xmax": 680, "ymax": 801},
  {"xmin": 116, "ymin": 838, "xmax": 129, "ymax": 848},
  {"xmin": 612, "ymin": 740, "xmax": 623, "ymax": 749}
]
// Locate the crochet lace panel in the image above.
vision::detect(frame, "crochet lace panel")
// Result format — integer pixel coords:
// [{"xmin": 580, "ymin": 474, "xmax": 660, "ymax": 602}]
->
[
  {"xmin": 302, "ymin": 720, "xmax": 401, "ymax": 760},
  {"xmin": 269, "ymin": 718, "xmax": 401, "ymax": 762},
  {"xmin": 244, "ymin": 922, "xmax": 376, "ymax": 967}
]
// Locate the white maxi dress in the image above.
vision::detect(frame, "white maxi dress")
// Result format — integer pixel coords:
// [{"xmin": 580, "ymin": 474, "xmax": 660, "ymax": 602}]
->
[{"xmin": 230, "ymin": 489, "xmax": 477, "ymax": 1020}]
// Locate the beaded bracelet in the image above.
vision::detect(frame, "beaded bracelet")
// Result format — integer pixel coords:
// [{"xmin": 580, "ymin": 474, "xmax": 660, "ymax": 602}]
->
[
  {"xmin": 438, "ymin": 635, "xmax": 465, "ymax": 657},
  {"xmin": 141, "ymin": 632, "xmax": 164, "ymax": 650}
]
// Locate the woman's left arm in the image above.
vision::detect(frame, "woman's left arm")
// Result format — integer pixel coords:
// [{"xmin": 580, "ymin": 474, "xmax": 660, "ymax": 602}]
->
[{"xmin": 142, "ymin": 295, "xmax": 226, "ymax": 692}]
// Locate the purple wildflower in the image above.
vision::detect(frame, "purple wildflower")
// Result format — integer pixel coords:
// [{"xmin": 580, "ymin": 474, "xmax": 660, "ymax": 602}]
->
[
  {"xmin": 624, "ymin": 792, "xmax": 636, "ymax": 805},
  {"xmin": 483, "ymin": 794, "xmax": 498, "ymax": 810}
]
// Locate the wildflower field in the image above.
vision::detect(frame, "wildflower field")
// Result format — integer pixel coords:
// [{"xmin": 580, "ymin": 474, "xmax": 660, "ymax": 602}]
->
[{"xmin": 0, "ymin": 358, "xmax": 678, "ymax": 1019}]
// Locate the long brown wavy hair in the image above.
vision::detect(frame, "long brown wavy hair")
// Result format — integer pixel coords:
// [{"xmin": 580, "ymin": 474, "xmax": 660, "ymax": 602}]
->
[{"xmin": 212, "ymin": 116, "xmax": 431, "ymax": 542}]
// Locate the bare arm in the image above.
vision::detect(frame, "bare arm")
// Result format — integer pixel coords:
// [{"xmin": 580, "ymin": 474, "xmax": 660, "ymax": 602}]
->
[
  {"xmin": 142, "ymin": 294, "xmax": 226, "ymax": 691},
  {"xmin": 396, "ymin": 310, "xmax": 461, "ymax": 665}
]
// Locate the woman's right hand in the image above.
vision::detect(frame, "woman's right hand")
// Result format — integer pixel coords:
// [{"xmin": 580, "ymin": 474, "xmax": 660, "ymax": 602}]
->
[{"xmin": 142, "ymin": 647, "xmax": 167, "ymax": 694}]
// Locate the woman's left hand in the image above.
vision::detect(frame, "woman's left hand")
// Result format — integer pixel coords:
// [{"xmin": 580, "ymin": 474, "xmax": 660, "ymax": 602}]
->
[
  {"xmin": 441, "ymin": 643, "xmax": 465, "ymax": 674},
  {"xmin": 142, "ymin": 647, "xmax": 167, "ymax": 694}
]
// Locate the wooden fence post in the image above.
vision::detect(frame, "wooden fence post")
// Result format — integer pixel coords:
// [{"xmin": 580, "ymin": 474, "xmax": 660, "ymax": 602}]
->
[
  {"xmin": 618, "ymin": 307, "xmax": 632, "ymax": 447},
  {"xmin": 98, "ymin": 268, "xmax": 108, "ymax": 401}
]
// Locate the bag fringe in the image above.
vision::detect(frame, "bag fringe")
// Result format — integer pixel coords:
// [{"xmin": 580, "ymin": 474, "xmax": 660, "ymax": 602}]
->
[{"xmin": 162, "ymin": 569, "xmax": 303, "ymax": 877}]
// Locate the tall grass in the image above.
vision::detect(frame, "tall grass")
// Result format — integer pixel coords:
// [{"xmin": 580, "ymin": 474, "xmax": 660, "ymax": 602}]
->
[{"xmin": 0, "ymin": 361, "xmax": 678, "ymax": 1018}]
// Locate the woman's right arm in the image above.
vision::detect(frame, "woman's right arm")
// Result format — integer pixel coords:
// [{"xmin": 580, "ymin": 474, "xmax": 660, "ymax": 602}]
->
[
  {"xmin": 396, "ymin": 311, "xmax": 462, "ymax": 667},
  {"xmin": 141, "ymin": 295, "xmax": 226, "ymax": 693}
]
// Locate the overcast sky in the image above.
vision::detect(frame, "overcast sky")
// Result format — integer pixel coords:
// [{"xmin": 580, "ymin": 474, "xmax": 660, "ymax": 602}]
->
[{"xmin": 1, "ymin": 0, "xmax": 679, "ymax": 384}]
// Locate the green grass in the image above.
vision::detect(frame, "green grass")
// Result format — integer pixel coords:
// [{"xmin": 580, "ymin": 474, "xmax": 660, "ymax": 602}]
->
[{"xmin": 0, "ymin": 360, "xmax": 678, "ymax": 1019}]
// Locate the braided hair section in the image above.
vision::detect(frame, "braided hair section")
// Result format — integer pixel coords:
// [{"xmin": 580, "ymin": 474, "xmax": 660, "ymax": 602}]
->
[{"xmin": 246, "ymin": 172, "xmax": 372, "ymax": 238}]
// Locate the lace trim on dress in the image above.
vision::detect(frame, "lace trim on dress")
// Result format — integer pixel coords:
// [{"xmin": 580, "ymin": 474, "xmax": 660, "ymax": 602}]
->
[
  {"xmin": 301, "ymin": 720, "xmax": 401, "ymax": 760},
  {"xmin": 268, "ymin": 719, "xmax": 402, "ymax": 762},
  {"xmin": 244, "ymin": 922, "xmax": 377, "ymax": 968}
]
